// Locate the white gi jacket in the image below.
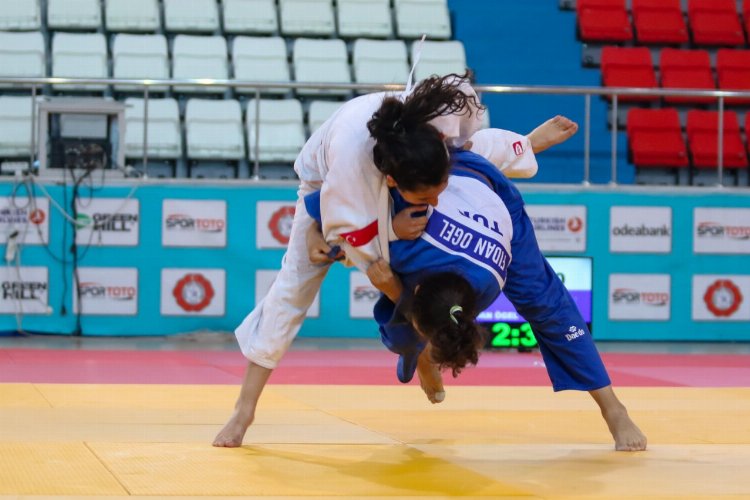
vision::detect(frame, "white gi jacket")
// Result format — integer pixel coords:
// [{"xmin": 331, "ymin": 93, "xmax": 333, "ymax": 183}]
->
[{"xmin": 294, "ymin": 86, "xmax": 538, "ymax": 271}]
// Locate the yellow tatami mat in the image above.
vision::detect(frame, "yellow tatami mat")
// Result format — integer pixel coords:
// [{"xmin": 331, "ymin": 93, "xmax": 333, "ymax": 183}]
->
[{"xmin": 0, "ymin": 384, "xmax": 749, "ymax": 499}]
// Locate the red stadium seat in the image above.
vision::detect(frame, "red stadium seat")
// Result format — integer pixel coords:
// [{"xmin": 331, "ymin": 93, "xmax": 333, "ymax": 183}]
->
[
  {"xmin": 717, "ymin": 49, "xmax": 750, "ymax": 104},
  {"xmin": 601, "ymin": 46, "xmax": 658, "ymax": 101},
  {"xmin": 627, "ymin": 108, "xmax": 688, "ymax": 168},
  {"xmin": 632, "ymin": 0, "xmax": 688, "ymax": 45},
  {"xmin": 744, "ymin": 0, "xmax": 750, "ymax": 45},
  {"xmin": 688, "ymin": 0, "xmax": 745, "ymax": 46},
  {"xmin": 686, "ymin": 110, "xmax": 748, "ymax": 169},
  {"xmin": 659, "ymin": 48, "xmax": 716, "ymax": 104},
  {"xmin": 577, "ymin": 0, "xmax": 632, "ymax": 42}
]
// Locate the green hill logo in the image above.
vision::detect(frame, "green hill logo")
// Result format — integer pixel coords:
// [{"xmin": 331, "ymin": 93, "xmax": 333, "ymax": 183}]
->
[{"xmin": 75, "ymin": 214, "xmax": 92, "ymax": 229}]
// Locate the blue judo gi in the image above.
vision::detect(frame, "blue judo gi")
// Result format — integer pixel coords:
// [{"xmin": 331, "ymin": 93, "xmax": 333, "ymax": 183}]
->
[{"xmin": 305, "ymin": 149, "xmax": 610, "ymax": 392}]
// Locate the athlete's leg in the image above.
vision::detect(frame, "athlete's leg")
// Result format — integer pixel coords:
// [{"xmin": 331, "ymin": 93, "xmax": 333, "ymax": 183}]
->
[
  {"xmin": 213, "ymin": 361, "xmax": 272, "ymax": 447},
  {"xmin": 503, "ymin": 200, "xmax": 646, "ymax": 450},
  {"xmin": 214, "ymin": 183, "xmax": 329, "ymax": 447},
  {"xmin": 590, "ymin": 385, "xmax": 647, "ymax": 451}
]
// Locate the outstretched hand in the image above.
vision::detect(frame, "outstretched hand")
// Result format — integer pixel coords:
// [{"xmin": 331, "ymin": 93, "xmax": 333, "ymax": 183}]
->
[{"xmin": 527, "ymin": 115, "xmax": 579, "ymax": 154}]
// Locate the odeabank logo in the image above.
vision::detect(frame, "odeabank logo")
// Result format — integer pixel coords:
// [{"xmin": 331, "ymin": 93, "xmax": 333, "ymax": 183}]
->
[{"xmin": 611, "ymin": 224, "xmax": 670, "ymax": 237}]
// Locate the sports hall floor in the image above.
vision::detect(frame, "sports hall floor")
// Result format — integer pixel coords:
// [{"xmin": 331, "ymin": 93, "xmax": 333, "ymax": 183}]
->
[{"xmin": 0, "ymin": 333, "xmax": 749, "ymax": 499}]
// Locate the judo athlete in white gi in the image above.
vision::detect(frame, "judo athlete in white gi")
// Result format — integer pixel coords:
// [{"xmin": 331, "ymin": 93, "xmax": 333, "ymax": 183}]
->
[
  {"xmin": 303, "ymin": 147, "xmax": 648, "ymax": 452},
  {"xmin": 213, "ymin": 73, "xmax": 589, "ymax": 448}
]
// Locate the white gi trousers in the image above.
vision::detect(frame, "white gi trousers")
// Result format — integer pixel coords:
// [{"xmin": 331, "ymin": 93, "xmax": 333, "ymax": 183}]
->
[{"xmin": 234, "ymin": 180, "xmax": 326, "ymax": 369}]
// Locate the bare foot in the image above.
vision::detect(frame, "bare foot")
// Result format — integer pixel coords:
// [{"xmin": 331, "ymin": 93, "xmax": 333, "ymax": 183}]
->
[
  {"xmin": 212, "ymin": 409, "xmax": 254, "ymax": 448},
  {"xmin": 603, "ymin": 408, "xmax": 648, "ymax": 451},
  {"xmin": 527, "ymin": 115, "xmax": 579, "ymax": 154},
  {"xmin": 416, "ymin": 347, "xmax": 445, "ymax": 404}
]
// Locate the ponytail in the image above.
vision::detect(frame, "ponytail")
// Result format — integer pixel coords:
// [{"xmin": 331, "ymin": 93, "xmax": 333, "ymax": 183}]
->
[{"xmin": 409, "ymin": 272, "xmax": 487, "ymax": 377}]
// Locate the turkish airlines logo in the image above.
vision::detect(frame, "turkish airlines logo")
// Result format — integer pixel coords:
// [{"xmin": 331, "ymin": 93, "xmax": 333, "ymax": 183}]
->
[
  {"xmin": 29, "ymin": 209, "xmax": 45, "ymax": 225},
  {"xmin": 512, "ymin": 140, "xmax": 524, "ymax": 156},
  {"xmin": 697, "ymin": 222, "xmax": 750, "ymax": 240},
  {"xmin": 703, "ymin": 279, "xmax": 743, "ymax": 317},
  {"xmin": 612, "ymin": 288, "xmax": 669, "ymax": 306},
  {"xmin": 173, "ymin": 273, "xmax": 214, "ymax": 312},
  {"xmin": 268, "ymin": 206, "xmax": 295, "ymax": 245},
  {"xmin": 567, "ymin": 216, "xmax": 583, "ymax": 233},
  {"xmin": 165, "ymin": 214, "xmax": 225, "ymax": 233}
]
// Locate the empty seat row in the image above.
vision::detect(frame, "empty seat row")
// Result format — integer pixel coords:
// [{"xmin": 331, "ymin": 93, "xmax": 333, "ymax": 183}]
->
[
  {"xmin": 0, "ymin": 0, "xmax": 451, "ymax": 39},
  {"xmin": 601, "ymin": 46, "xmax": 750, "ymax": 104},
  {"xmin": 0, "ymin": 32, "xmax": 467, "ymax": 94},
  {"xmin": 0, "ymin": 95, "xmax": 490, "ymax": 166},
  {"xmin": 627, "ymin": 107, "xmax": 749, "ymax": 170},
  {"xmin": 578, "ymin": 0, "xmax": 747, "ymax": 46},
  {"xmin": 0, "ymin": 96, "xmax": 350, "ymax": 163}
]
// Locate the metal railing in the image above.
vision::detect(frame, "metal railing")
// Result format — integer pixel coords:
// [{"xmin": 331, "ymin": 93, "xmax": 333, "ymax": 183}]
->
[{"xmin": 2, "ymin": 76, "xmax": 749, "ymax": 186}]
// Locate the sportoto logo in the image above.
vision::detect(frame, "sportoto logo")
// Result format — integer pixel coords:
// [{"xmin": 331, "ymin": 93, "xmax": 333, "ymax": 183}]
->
[
  {"xmin": 567, "ymin": 216, "xmax": 583, "ymax": 233},
  {"xmin": 697, "ymin": 222, "xmax": 750, "ymax": 240},
  {"xmin": 268, "ymin": 206, "xmax": 295, "ymax": 245},
  {"xmin": 79, "ymin": 282, "xmax": 136, "ymax": 301},
  {"xmin": 172, "ymin": 273, "xmax": 215, "ymax": 312},
  {"xmin": 612, "ymin": 288, "xmax": 669, "ymax": 306},
  {"xmin": 165, "ymin": 213, "xmax": 225, "ymax": 233},
  {"xmin": 703, "ymin": 279, "xmax": 743, "ymax": 317}
]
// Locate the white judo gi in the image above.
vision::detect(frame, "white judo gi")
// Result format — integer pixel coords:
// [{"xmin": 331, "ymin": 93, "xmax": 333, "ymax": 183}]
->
[{"xmin": 235, "ymin": 87, "xmax": 540, "ymax": 369}]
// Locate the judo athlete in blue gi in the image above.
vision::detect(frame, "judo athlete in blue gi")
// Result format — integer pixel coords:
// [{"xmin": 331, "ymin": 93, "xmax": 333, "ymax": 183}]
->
[{"xmin": 304, "ymin": 148, "xmax": 647, "ymax": 452}]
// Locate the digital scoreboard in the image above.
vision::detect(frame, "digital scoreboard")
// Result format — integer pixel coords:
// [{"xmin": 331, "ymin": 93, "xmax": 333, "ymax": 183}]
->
[{"xmin": 479, "ymin": 256, "xmax": 593, "ymax": 349}]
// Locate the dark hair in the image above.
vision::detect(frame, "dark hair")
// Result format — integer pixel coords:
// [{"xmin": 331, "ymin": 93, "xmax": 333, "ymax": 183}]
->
[
  {"xmin": 409, "ymin": 271, "xmax": 487, "ymax": 377},
  {"xmin": 367, "ymin": 72, "xmax": 483, "ymax": 192}
]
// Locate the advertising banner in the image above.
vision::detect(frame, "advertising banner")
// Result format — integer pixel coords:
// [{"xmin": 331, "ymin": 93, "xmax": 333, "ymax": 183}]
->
[
  {"xmin": 160, "ymin": 268, "xmax": 226, "ymax": 316},
  {"xmin": 73, "ymin": 267, "xmax": 138, "ymax": 316},
  {"xmin": 0, "ymin": 266, "xmax": 49, "ymax": 314},
  {"xmin": 694, "ymin": 208, "xmax": 750, "ymax": 254},
  {"xmin": 162, "ymin": 199, "xmax": 227, "ymax": 247},
  {"xmin": 526, "ymin": 205, "xmax": 587, "ymax": 252},
  {"xmin": 255, "ymin": 269, "xmax": 319, "ymax": 317},
  {"xmin": 608, "ymin": 274, "xmax": 671, "ymax": 320},
  {"xmin": 609, "ymin": 206, "xmax": 672, "ymax": 253},
  {"xmin": 0, "ymin": 196, "xmax": 50, "ymax": 245},
  {"xmin": 75, "ymin": 198, "xmax": 140, "ymax": 246},
  {"xmin": 692, "ymin": 275, "xmax": 750, "ymax": 321},
  {"xmin": 349, "ymin": 271, "xmax": 380, "ymax": 319},
  {"xmin": 256, "ymin": 201, "xmax": 296, "ymax": 249}
]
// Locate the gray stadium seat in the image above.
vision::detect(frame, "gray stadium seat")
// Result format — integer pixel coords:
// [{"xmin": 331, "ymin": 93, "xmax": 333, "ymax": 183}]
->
[
  {"xmin": 112, "ymin": 34, "xmax": 169, "ymax": 92},
  {"xmin": 47, "ymin": 0, "xmax": 102, "ymax": 30},
  {"xmin": 395, "ymin": 0, "xmax": 451, "ymax": 39},
  {"xmin": 0, "ymin": 0, "xmax": 41, "ymax": 31},
  {"xmin": 293, "ymin": 38, "xmax": 351, "ymax": 96},
  {"xmin": 232, "ymin": 36, "xmax": 290, "ymax": 95},
  {"xmin": 123, "ymin": 97, "xmax": 182, "ymax": 160},
  {"xmin": 0, "ymin": 31, "xmax": 45, "ymax": 84},
  {"xmin": 52, "ymin": 33, "xmax": 108, "ymax": 92},
  {"xmin": 337, "ymin": 0, "xmax": 393, "ymax": 38},
  {"xmin": 222, "ymin": 0, "xmax": 278, "ymax": 34},
  {"xmin": 0, "ymin": 96, "xmax": 34, "ymax": 158},
  {"xmin": 246, "ymin": 98, "xmax": 305, "ymax": 162},
  {"xmin": 186, "ymin": 99, "xmax": 246, "ymax": 160},
  {"xmin": 105, "ymin": 0, "xmax": 160, "ymax": 32},
  {"xmin": 279, "ymin": 0, "xmax": 335, "ymax": 36},
  {"xmin": 164, "ymin": 0, "xmax": 220, "ymax": 33},
  {"xmin": 172, "ymin": 35, "xmax": 229, "ymax": 94}
]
